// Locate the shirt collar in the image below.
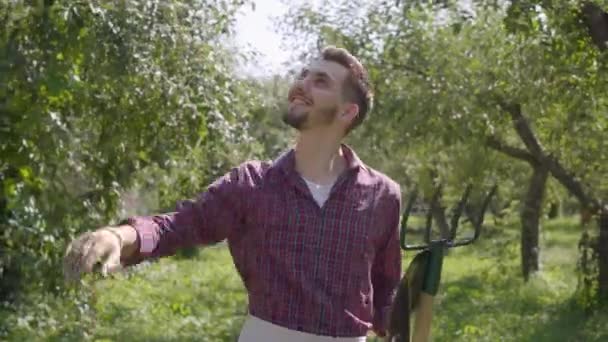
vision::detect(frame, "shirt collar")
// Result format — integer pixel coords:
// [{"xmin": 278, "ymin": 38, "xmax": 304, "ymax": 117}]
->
[{"xmin": 272, "ymin": 143, "xmax": 363, "ymax": 175}]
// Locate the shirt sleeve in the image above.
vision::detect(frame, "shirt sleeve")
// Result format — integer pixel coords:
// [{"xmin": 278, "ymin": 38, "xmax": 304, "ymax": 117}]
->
[
  {"xmin": 119, "ymin": 163, "xmax": 252, "ymax": 265},
  {"xmin": 371, "ymin": 185, "xmax": 403, "ymax": 335}
]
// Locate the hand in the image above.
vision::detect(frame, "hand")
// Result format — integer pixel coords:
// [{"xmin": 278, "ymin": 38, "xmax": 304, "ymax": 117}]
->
[
  {"xmin": 373, "ymin": 327, "xmax": 387, "ymax": 339},
  {"xmin": 63, "ymin": 228, "xmax": 124, "ymax": 282}
]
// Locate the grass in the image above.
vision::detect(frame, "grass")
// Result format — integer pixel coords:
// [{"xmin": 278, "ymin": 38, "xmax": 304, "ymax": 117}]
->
[
  {"xmin": 390, "ymin": 216, "xmax": 608, "ymax": 342},
  {"xmin": 1, "ymin": 216, "xmax": 607, "ymax": 341},
  {"xmin": 92, "ymin": 245, "xmax": 249, "ymax": 342}
]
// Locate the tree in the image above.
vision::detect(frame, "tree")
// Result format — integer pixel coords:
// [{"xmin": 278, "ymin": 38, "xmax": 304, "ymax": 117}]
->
[
  {"xmin": 0, "ymin": 0, "xmax": 258, "ymax": 300},
  {"xmin": 278, "ymin": 0, "xmax": 608, "ymax": 297}
]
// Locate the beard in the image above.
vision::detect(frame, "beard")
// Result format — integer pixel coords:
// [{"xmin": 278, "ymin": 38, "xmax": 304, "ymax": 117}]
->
[
  {"xmin": 282, "ymin": 105, "xmax": 338, "ymax": 130},
  {"xmin": 281, "ymin": 107, "xmax": 308, "ymax": 130}
]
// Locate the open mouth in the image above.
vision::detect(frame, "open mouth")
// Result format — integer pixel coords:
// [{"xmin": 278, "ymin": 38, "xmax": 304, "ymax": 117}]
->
[
  {"xmin": 289, "ymin": 95, "xmax": 312, "ymax": 105},
  {"xmin": 291, "ymin": 98, "xmax": 308, "ymax": 105}
]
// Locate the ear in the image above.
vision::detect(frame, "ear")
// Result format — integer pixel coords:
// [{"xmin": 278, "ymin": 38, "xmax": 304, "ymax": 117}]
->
[{"xmin": 339, "ymin": 102, "xmax": 359, "ymax": 125}]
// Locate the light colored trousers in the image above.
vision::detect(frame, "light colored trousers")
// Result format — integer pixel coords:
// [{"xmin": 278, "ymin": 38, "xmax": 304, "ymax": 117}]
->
[{"xmin": 238, "ymin": 314, "xmax": 368, "ymax": 342}]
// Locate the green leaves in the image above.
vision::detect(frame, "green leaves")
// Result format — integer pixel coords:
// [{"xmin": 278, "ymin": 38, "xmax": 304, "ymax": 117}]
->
[
  {"xmin": 279, "ymin": 0, "xmax": 607, "ymax": 203},
  {"xmin": 0, "ymin": 0, "xmax": 261, "ymax": 300}
]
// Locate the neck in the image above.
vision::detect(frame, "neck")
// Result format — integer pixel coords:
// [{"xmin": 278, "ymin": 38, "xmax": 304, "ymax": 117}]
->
[{"xmin": 294, "ymin": 129, "xmax": 346, "ymax": 185}]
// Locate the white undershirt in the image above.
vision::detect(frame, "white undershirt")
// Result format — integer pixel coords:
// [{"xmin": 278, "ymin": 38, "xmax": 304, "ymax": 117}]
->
[
  {"xmin": 301, "ymin": 176, "xmax": 335, "ymax": 207},
  {"xmin": 238, "ymin": 177, "xmax": 367, "ymax": 341}
]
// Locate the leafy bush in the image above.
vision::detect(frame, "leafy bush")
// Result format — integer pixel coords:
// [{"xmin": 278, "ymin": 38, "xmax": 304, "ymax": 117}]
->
[{"xmin": 0, "ymin": 0, "xmax": 259, "ymax": 301}]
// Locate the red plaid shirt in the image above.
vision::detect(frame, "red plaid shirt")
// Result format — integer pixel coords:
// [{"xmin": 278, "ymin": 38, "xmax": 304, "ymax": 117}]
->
[{"xmin": 122, "ymin": 144, "xmax": 402, "ymax": 338}]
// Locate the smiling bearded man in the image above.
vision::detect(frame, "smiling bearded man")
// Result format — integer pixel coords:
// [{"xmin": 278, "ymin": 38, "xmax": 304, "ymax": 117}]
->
[{"xmin": 63, "ymin": 46, "xmax": 403, "ymax": 342}]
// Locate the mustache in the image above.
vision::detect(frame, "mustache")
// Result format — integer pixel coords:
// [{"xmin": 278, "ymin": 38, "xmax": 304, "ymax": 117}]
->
[{"xmin": 288, "ymin": 87, "xmax": 313, "ymax": 105}]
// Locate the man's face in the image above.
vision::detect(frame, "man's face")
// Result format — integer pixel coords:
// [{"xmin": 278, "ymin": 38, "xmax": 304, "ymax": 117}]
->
[{"xmin": 283, "ymin": 60, "xmax": 350, "ymax": 131}]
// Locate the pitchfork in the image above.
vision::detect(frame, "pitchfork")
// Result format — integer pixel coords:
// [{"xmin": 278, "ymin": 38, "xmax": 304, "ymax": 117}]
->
[{"xmin": 386, "ymin": 183, "xmax": 497, "ymax": 342}]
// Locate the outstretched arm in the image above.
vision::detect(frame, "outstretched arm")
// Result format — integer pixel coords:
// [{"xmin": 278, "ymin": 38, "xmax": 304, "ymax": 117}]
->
[
  {"xmin": 119, "ymin": 164, "xmax": 249, "ymax": 265},
  {"xmin": 63, "ymin": 163, "xmax": 253, "ymax": 280}
]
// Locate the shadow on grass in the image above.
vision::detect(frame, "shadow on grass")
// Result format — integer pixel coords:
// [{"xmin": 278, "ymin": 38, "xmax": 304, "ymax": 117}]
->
[
  {"xmin": 522, "ymin": 302, "xmax": 608, "ymax": 342},
  {"xmin": 541, "ymin": 218, "xmax": 581, "ymax": 247},
  {"xmin": 431, "ymin": 266, "xmax": 598, "ymax": 341}
]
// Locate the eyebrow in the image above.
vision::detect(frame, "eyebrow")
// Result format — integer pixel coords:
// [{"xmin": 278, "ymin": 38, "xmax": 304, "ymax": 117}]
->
[{"xmin": 300, "ymin": 67, "xmax": 334, "ymax": 82}]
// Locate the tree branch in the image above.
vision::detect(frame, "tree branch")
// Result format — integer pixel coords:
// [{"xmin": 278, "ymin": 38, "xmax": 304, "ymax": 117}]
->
[
  {"xmin": 544, "ymin": 153, "xmax": 601, "ymax": 211},
  {"xmin": 496, "ymin": 101, "xmax": 544, "ymax": 158},
  {"xmin": 486, "ymin": 136, "xmax": 537, "ymax": 164},
  {"xmin": 493, "ymin": 98, "xmax": 601, "ymax": 211}
]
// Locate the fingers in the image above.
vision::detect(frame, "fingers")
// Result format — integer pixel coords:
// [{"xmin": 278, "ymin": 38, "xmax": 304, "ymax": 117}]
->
[
  {"xmin": 82, "ymin": 239, "xmax": 103, "ymax": 274},
  {"xmin": 63, "ymin": 232, "xmax": 94, "ymax": 282},
  {"xmin": 63, "ymin": 231, "xmax": 111, "ymax": 282},
  {"xmin": 101, "ymin": 249, "xmax": 123, "ymax": 277}
]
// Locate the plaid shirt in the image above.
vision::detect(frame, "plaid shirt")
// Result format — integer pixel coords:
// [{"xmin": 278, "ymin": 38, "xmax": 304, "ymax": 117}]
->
[{"xmin": 122, "ymin": 144, "xmax": 402, "ymax": 338}]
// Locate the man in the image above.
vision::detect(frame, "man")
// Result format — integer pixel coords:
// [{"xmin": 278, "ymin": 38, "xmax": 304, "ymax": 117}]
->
[{"xmin": 63, "ymin": 46, "xmax": 403, "ymax": 342}]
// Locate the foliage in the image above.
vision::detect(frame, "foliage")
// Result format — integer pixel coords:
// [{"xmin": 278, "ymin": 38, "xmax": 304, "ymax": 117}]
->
[
  {"xmin": 0, "ymin": 0, "xmax": 259, "ymax": 300},
  {"xmin": 2, "ymin": 0, "xmax": 608, "ymax": 339},
  {"xmin": 279, "ymin": 0, "xmax": 607, "ymax": 196}
]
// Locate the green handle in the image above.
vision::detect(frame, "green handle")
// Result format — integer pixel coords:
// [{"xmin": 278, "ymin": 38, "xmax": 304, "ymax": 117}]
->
[{"xmin": 422, "ymin": 243, "xmax": 444, "ymax": 296}]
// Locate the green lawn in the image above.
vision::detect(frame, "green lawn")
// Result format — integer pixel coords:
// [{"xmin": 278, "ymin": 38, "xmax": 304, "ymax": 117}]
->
[
  {"xmin": 2, "ymin": 217, "xmax": 607, "ymax": 341},
  {"xmin": 411, "ymin": 218, "xmax": 608, "ymax": 342}
]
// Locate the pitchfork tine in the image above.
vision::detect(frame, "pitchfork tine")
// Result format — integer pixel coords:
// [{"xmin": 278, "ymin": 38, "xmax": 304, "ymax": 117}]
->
[
  {"xmin": 400, "ymin": 186, "xmax": 418, "ymax": 250},
  {"xmin": 425, "ymin": 185, "xmax": 442, "ymax": 243},
  {"xmin": 449, "ymin": 184, "xmax": 473, "ymax": 241},
  {"xmin": 474, "ymin": 185, "xmax": 498, "ymax": 229}
]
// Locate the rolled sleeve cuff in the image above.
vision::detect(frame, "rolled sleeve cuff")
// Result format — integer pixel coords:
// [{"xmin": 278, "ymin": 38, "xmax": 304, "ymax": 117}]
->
[{"xmin": 121, "ymin": 216, "xmax": 161, "ymax": 255}]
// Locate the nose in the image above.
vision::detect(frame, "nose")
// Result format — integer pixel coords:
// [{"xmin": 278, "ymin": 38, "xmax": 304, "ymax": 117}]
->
[{"xmin": 294, "ymin": 74, "xmax": 312, "ymax": 93}]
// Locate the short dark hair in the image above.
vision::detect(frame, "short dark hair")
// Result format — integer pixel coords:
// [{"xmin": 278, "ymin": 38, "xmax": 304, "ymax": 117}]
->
[{"xmin": 320, "ymin": 46, "xmax": 373, "ymax": 134}]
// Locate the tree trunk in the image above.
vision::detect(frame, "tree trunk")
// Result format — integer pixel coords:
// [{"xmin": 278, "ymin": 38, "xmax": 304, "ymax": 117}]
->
[
  {"xmin": 582, "ymin": 2, "xmax": 608, "ymax": 50},
  {"xmin": 0, "ymin": 166, "xmax": 22, "ymax": 301},
  {"xmin": 521, "ymin": 164, "xmax": 549, "ymax": 281},
  {"xmin": 427, "ymin": 169, "xmax": 451, "ymax": 240},
  {"xmin": 430, "ymin": 203, "xmax": 451, "ymax": 240},
  {"xmin": 599, "ymin": 208, "xmax": 608, "ymax": 302},
  {"xmin": 547, "ymin": 201, "xmax": 560, "ymax": 219}
]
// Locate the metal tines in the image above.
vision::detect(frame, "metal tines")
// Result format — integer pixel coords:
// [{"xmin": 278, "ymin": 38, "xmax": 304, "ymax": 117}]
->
[{"xmin": 400, "ymin": 183, "xmax": 498, "ymax": 251}]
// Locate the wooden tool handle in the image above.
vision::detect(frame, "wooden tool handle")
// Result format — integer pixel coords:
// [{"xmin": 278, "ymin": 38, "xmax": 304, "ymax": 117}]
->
[{"xmin": 412, "ymin": 292, "xmax": 434, "ymax": 342}]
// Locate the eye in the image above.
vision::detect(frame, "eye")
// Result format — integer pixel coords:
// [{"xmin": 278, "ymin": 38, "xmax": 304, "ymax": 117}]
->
[
  {"xmin": 314, "ymin": 77, "xmax": 328, "ymax": 86},
  {"xmin": 296, "ymin": 69, "xmax": 308, "ymax": 80}
]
